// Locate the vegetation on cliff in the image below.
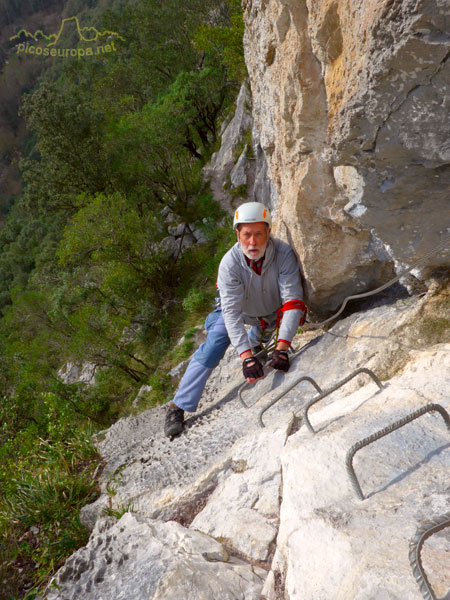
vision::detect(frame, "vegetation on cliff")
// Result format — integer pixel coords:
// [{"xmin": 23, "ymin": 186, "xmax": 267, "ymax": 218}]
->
[{"xmin": 0, "ymin": 0, "xmax": 245, "ymax": 596}]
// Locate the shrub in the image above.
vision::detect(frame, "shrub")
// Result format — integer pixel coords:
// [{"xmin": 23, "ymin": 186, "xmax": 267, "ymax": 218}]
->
[
  {"xmin": 182, "ymin": 288, "xmax": 209, "ymax": 313},
  {"xmin": 0, "ymin": 419, "xmax": 101, "ymax": 597}
]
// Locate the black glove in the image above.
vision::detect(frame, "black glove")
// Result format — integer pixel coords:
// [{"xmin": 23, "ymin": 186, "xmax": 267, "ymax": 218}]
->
[
  {"xmin": 242, "ymin": 356, "xmax": 264, "ymax": 380},
  {"xmin": 269, "ymin": 349, "xmax": 290, "ymax": 372}
]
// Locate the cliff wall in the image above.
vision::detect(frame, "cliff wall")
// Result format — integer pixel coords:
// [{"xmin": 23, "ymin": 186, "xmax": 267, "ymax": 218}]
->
[{"xmin": 242, "ymin": 0, "xmax": 450, "ymax": 313}]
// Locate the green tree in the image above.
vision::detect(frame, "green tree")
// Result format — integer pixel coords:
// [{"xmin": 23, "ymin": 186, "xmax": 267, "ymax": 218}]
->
[
  {"xmin": 19, "ymin": 79, "xmax": 112, "ymax": 216},
  {"xmin": 193, "ymin": 0, "xmax": 247, "ymax": 83},
  {"xmin": 95, "ymin": 0, "xmax": 234, "ymax": 110},
  {"xmin": 106, "ymin": 66, "xmax": 229, "ymax": 220},
  {"xmin": 0, "ymin": 0, "xmax": 248, "ymax": 594}
]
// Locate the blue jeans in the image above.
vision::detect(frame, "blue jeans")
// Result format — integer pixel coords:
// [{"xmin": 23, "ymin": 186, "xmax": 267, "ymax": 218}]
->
[{"xmin": 172, "ymin": 308, "xmax": 262, "ymax": 412}]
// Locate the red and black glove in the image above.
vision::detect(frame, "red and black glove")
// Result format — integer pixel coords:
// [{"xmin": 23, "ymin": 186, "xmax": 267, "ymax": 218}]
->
[
  {"xmin": 242, "ymin": 356, "xmax": 264, "ymax": 380},
  {"xmin": 269, "ymin": 349, "xmax": 290, "ymax": 372}
]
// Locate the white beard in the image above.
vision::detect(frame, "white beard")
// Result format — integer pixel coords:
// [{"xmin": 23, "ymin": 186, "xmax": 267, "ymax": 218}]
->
[{"xmin": 241, "ymin": 244, "xmax": 267, "ymax": 261}]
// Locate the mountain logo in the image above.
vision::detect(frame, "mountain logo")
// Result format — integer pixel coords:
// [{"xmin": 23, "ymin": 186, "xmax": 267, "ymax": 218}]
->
[{"xmin": 10, "ymin": 16, "xmax": 125, "ymax": 59}]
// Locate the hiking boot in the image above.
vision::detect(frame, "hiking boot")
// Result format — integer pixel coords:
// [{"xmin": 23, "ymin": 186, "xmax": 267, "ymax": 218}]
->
[{"xmin": 164, "ymin": 406, "xmax": 184, "ymax": 438}]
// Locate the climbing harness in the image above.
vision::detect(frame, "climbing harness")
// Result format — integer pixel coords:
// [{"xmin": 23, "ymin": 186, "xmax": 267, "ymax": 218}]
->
[
  {"xmin": 257, "ymin": 299, "xmax": 307, "ymax": 354},
  {"xmin": 409, "ymin": 511, "xmax": 450, "ymax": 600},
  {"xmin": 345, "ymin": 403, "xmax": 450, "ymax": 501},
  {"xmin": 276, "ymin": 299, "xmax": 307, "ymax": 327}
]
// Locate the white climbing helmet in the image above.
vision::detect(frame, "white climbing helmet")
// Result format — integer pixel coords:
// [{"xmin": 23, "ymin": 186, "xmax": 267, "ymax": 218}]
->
[{"xmin": 233, "ymin": 202, "xmax": 272, "ymax": 229}]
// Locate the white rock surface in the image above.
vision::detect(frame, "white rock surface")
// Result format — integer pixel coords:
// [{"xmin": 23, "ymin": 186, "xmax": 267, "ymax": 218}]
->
[
  {"xmin": 58, "ymin": 361, "xmax": 96, "ymax": 385},
  {"xmin": 44, "ymin": 514, "xmax": 265, "ymax": 600},
  {"xmin": 230, "ymin": 147, "xmax": 248, "ymax": 188},
  {"xmin": 168, "ymin": 358, "xmax": 190, "ymax": 380},
  {"xmin": 47, "ymin": 286, "xmax": 450, "ymax": 600},
  {"xmin": 202, "ymin": 81, "xmax": 253, "ymax": 211},
  {"xmin": 263, "ymin": 345, "xmax": 450, "ymax": 599},
  {"xmin": 132, "ymin": 384, "xmax": 152, "ymax": 407},
  {"xmin": 191, "ymin": 420, "xmax": 292, "ymax": 561},
  {"xmin": 202, "ymin": 79, "xmax": 276, "ymax": 213},
  {"xmin": 79, "ymin": 344, "xmax": 255, "ymax": 529}
]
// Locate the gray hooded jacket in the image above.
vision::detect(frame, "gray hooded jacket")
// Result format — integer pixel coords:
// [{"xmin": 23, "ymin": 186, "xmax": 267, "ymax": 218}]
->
[{"xmin": 217, "ymin": 236, "xmax": 305, "ymax": 355}]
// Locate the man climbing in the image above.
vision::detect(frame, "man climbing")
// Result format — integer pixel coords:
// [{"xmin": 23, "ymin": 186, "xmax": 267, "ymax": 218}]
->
[{"xmin": 164, "ymin": 201, "xmax": 306, "ymax": 438}]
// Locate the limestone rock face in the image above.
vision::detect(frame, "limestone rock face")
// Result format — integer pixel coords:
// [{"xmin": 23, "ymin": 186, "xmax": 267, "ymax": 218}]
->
[
  {"xmin": 202, "ymin": 80, "xmax": 277, "ymax": 214},
  {"xmin": 202, "ymin": 82, "xmax": 253, "ymax": 211},
  {"xmin": 190, "ymin": 423, "xmax": 291, "ymax": 561},
  {"xmin": 78, "ymin": 345, "xmax": 257, "ymax": 530},
  {"xmin": 44, "ymin": 514, "xmax": 265, "ymax": 600},
  {"xmin": 263, "ymin": 346, "xmax": 450, "ymax": 599},
  {"xmin": 58, "ymin": 361, "xmax": 96, "ymax": 385},
  {"xmin": 243, "ymin": 0, "xmax": 450, "ymax": 313}
]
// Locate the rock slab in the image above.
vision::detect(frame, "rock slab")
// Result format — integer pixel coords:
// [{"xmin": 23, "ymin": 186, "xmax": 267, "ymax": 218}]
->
[
  {"xmin": 44, "ymin": 514, "xmax": 265, "ymax": 600},
  {"xmin": 263, "ymin": 346, "xmax": 450, "ymax": 599}
]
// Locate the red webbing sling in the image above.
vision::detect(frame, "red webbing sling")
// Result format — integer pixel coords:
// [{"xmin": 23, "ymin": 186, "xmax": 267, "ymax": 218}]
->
[
  {"xmin": 257, "ymin": 300, "xmax": 307, "ymax": 352},
  {"xmin": 275, "ymin": 299, "xmax": 307, "ymax": 328}
]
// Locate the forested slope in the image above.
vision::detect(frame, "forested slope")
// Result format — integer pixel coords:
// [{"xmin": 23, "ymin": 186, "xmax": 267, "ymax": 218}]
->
[{"xmin": 0, "ymin": 1, "xmax": 245, "ymax": 596}]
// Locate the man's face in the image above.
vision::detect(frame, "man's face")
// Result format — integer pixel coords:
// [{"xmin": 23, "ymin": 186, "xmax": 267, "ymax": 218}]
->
[{"xmin": 237, "ymin": 222, "xmax": 270, "ymax": 260}]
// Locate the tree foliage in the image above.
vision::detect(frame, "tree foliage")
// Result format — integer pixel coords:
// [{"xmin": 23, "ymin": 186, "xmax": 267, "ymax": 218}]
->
[{"xmin": 0, "ymin": 0, "xmax": 245, "ymax": 594}]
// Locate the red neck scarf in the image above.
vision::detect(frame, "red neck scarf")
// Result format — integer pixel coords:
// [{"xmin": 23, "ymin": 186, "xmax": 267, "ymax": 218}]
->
[{"xmin": 245, "ymin": 254, "xmax": 265, "ymax": 275}]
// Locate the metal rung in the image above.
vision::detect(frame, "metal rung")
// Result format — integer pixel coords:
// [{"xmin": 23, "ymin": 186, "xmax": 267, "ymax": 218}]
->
[
  {"xmin": 238, "ymin": 340, "xmax": 316, "ymax": 409},
  {"xmin": 346, "ymin": 403, "xmax": 450, "ymax": 501},
  {"xmin": 302, "ymin": 368, "xmax": 384, "ymax": 434},
  {"xmin": 239, "ymin": 378, "xmax": 261, "ymax": 409},
  {"xmin": 258, "ymin": 376, "xmax": 323, "ymax": 428},
  {"xmin": 409, "ymin": 512, "xmax": 450, "ymax": 600},
  {"xmin": 238, "ymin": 362, "xmax": 274, "ymax": 409}
]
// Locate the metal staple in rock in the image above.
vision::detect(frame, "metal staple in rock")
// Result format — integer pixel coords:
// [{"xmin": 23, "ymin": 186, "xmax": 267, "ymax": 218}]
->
[
  {"xmin": 409, "ymin": 511, "xmax": 450, "ymax": 600},
  {"xmin": 345, "ymin": 403, "xmax": 450, "ymax": 501},
  {"xmin": 258, "ymin": 375, "xmax": 323, "ymax": 428},
  {"xmin": 302, "ymin": 368, "xmax": 384, "ymax": 434}
]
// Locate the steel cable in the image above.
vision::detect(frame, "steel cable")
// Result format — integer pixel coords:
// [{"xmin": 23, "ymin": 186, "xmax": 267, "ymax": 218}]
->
[{"xmin": 305, "ymin": 235, "xmax": 450, "ymax": 329}]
